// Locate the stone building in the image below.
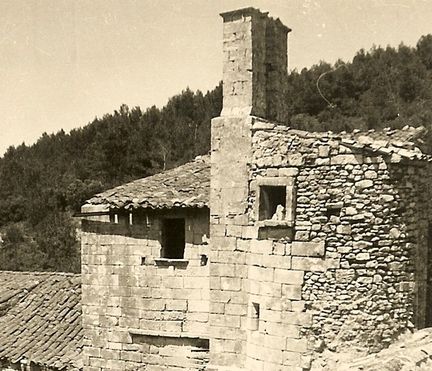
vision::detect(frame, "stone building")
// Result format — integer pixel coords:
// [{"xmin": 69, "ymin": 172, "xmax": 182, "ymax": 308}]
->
[{"xmin": 80, "ymin": 7, "xmax": 432, "ymax": 371}]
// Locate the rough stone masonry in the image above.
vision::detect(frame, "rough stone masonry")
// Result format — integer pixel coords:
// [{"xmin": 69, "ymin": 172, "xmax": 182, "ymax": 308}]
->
[{"xmin": 80, "ymin": 7, "xmax": 432, "ymax": 371}]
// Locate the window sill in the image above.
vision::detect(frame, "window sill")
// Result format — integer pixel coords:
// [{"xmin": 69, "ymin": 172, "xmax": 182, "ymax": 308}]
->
[
  {"xmin": 257, "ymin": 220, "xmax": 294, "ymax": 228},
  {"xmin": 154, "ymin": 258, "xmax": 189, "ymax": 267},
  {"xmin": 257, "ymin": 221, "xmax": 294, "ymax": 240}
]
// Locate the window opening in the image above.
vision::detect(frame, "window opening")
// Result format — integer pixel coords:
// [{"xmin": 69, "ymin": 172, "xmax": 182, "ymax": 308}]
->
[
  {"xmin": 325, "ymin": 207, "xmax": 342, "ymax": 218},
  {"xmin": 250, "ymin": 302, "xmax": 260, "ymax": 331},
  {"xmin": 259, "ymin": 186, "xmax": 286, "ymax": 221},
  {"xmin": 162, "ymin": 218, "xmax": 185, "ymax": 259},
  {"xmin": 200, "ymin": 254, "xmax": 208, "ymax": 266}
]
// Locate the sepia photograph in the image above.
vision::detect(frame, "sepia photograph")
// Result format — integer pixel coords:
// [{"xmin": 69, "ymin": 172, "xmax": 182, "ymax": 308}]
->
[{"xmin": 1, "ymin": 1, "xmax": 432, "ymax": 370}]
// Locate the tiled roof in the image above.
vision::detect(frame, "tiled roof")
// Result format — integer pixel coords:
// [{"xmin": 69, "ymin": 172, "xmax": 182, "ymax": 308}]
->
[
  {"xmin": 0, "ymin": 271, "xmax": 82, "ymax": 370},
  {"xmin": 85, "ymin": 155, "xmax": 210, "ymax": 210},
  {"xmin": 83, "ymin": 126, "xmax": 429, "ymax": 211}
]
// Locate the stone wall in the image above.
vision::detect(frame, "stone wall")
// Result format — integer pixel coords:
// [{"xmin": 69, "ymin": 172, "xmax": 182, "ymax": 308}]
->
[
  {"xmin": 209, "ymin": 116, "xmax": 432, "ymax": 371},
  {"xmin": 81, "ymin": 208, "xmax": 210, "ymax": 371},
  {"xmin": 208, "ymin": 114, "xmax": 252, "ymax": 370}
]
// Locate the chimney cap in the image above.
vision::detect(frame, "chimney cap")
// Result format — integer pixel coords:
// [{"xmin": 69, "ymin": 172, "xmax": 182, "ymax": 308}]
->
[
  {"xmin": 220, "ymin": 7, "xmax": 263, "ymax": 20},
  {"xmin": 220, "ymin": 7, "xmax": 291, "ymax": 33}
]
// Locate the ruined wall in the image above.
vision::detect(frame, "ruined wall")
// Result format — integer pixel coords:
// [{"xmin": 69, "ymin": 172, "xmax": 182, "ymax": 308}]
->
[
  {"xmin": 209, "ymin": 117, "xmax": 432, "ymax": 371},
  {"xmin": 249, "ymin": 118, "xmax": 432, "ymax": 364},
  {"xmin": 81, "ymin": 208, "xmax": 210, "ymax": 371}
]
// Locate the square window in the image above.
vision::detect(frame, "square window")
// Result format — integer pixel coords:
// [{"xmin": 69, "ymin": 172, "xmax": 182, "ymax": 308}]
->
[
  {"xmin": 161, "ymin": 218, "xmax": 185, "ymax": 259},
  {"xmin": 259, "ymin": 186, "xmax": 286, "ymax": 221}
]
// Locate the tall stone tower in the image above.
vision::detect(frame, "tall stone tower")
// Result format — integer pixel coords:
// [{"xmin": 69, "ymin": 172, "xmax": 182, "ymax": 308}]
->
[{"xmin": 209, "ymin": 8, "xmax": 291, "ymax": 370}]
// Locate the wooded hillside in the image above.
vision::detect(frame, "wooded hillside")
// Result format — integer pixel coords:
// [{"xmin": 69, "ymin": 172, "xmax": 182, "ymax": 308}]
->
[
  {"xmin": 0, "ymin": 85, "xmax": 222, "ymax": 272},
  {"xmin": 1, "ymin": 35, "xmax": 432, "ymax": 272}
]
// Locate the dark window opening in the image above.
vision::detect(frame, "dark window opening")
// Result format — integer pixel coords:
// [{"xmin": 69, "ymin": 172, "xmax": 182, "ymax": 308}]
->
[
  {"xmin": 325, "ymin": 207, "xmax": 341, "ymax": 218},
  {"xmin": 134, "ymin": 213, "xmax": 152, "ymax": 228},
  {"xmin": 162, "ymin": 218, "xmax": 185, "ymax": 259},
  {"xmin": 250, "ymin": 302, "xmax": 260, "ymax": 331},
  {"xmin": 259, "ymin": 186, "xmax": 286, "ymax": 220},
  {"xmin": 110, "ymin": 213, "xmax": 131, "ymax": 225},
  {"xmin": 131, "ymin": 332, "xmax": 209, "ymax": 350},
  {"xmin": 200, "ymin": 254, "xmax": 208, "ymax": 266}
]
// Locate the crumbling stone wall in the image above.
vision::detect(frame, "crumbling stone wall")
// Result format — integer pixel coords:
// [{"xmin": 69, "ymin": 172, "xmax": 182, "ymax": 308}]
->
[
  {"xmin": 81, "ymin": 208, "xmax": 210, "ymax": 371},
  {"xmin": 250, "ymin": 119, "xmax": 432, "ymax": 362},
  {"xmin": 209, "ymin": 116, "xmax": 432, "ymax": 371}
]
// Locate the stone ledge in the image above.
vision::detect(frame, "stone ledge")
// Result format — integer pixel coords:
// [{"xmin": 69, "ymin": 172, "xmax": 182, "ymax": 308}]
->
[{"xmin": 257, "ymin": 220, "xmax": 294, "ymax": 228}]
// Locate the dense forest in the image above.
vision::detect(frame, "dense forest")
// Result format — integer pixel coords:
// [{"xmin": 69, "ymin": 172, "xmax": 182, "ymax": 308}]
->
[{"xmin": 1, "ymin": 35, "xmax": 432, "ymax": 272}]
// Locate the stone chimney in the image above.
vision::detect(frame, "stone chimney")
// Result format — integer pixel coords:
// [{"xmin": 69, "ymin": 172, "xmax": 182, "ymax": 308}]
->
[
  {"xmin": 208, "ymin": 8, "xmax": 293, "ymax": 370},
  {"xmin": 220, "ymin": 7, "xmax": 291, "ymax": 123}
]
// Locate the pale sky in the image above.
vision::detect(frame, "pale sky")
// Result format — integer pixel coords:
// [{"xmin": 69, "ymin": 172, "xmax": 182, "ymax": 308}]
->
[{"xmin": 1, "ymin": 0, "xmax": 432, "ymax": 155}]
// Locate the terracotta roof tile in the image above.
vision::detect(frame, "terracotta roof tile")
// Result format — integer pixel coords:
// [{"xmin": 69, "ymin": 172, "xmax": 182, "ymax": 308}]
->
[{"xmin": 0, "ymin": 271, "xmax": 82, "ymax": 370}]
